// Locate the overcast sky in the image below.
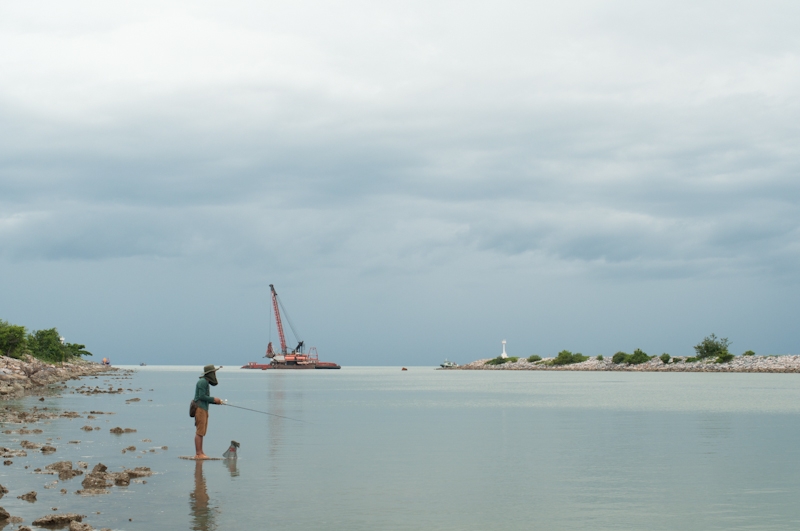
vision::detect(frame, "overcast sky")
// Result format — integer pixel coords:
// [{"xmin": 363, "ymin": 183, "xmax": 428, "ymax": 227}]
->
[{"xmin": 2, "ymin": 0, "xmax": 799, "ymax": 366}]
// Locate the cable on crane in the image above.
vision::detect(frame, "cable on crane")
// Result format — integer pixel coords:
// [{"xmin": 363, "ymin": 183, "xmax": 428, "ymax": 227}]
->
[{"xmin": 275, "ymin": 292, "xmax": 303, "ymax": 347}]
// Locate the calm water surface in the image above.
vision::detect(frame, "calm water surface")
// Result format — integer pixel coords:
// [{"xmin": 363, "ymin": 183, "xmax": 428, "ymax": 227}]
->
[{"xmin": 3, "ymin": 366, "xmax": 800, "ymax": 530}]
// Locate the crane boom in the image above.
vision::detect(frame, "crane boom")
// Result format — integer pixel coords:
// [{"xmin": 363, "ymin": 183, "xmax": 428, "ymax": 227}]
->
[{"xmin": 270, "ymin": 284, "xmax": 288, "ymax": 354}]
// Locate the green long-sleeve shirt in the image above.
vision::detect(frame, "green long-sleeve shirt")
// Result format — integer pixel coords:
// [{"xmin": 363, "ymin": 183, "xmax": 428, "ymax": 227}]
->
[{"xmin": 194, "ymin": 378, "xmax": 217, "ymax": 411}]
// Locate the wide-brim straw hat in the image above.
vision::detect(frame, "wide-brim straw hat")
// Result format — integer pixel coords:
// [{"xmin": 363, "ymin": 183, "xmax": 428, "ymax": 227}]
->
[{"xmin": 202, "ymin": 364, "xmax": 220, "ymax": 376}]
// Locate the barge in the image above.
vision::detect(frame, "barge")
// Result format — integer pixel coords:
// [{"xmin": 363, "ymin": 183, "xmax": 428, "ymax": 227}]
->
[{"xmin": 241, "ymin": 284, "xmax": 341, "ymax": 370}]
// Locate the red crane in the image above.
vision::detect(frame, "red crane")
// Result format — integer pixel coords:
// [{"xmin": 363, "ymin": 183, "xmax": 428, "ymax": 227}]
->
[
  {"xmin": 245, "ymin": 284, "xmax": 340, "ymax": 370},
  {"xmin": 271, "ymin": 284, "xmax": 287, "ymax": 354}
]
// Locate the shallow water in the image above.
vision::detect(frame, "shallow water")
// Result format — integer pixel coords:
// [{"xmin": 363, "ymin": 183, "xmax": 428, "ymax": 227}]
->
[{"xmin": 3, "ymin": 366, "xmax": 800, "ymax": 530}]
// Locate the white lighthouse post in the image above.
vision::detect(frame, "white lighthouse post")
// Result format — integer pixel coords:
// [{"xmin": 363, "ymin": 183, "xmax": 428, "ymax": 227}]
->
[{"xmin": 500, "ymin": 340, "xmax": 508, "ymax": 359}]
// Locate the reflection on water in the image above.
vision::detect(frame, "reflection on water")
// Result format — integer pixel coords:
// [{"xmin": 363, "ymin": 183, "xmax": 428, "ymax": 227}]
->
[
  {"xmin": 267, "ymin": 373, "xmax": 286, "ymax": 477},
  {"xmin": 189, "ymin": 461, "xmax": 217, "ymax": 531},
  {"xmin": 224, "ymin": 456, "xmax": 239, "ymax": 477}
]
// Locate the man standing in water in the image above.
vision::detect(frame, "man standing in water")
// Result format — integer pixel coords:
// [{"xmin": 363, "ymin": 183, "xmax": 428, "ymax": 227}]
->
[{"xmin": 194, "ymin": 365, "xmax": 223, "ymax": 459}]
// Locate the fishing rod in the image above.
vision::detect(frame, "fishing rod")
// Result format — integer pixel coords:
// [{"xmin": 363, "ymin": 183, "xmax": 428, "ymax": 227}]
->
[{"xmin": 222, "ymin": 402, "xmax": 305, "ymax": 423}]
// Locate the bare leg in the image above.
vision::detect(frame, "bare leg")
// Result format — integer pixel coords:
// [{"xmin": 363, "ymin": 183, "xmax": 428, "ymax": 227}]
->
[{"xmin": 195, "ymin": 434, "xmax": 209, "ymax": 459}]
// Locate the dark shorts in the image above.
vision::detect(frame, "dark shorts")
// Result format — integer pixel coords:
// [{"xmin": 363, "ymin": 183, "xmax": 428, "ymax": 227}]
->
[{"xmin": 195, "ymin": 408, "xmax": 208, "ymax": 436}]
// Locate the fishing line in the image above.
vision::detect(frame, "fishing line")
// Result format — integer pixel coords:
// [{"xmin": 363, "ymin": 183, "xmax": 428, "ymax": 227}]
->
[{"xmin": 222, "ymin": 403, "xmax": 305, "ymax": 422}]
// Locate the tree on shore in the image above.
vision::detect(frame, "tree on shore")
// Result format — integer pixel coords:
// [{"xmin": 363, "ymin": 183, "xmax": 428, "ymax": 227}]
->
[
  {"xmin": 0, "ymin": 320, "xmax": 28, "ymax": 358},
  {"xmin": 27, "ymin": 328, "xmax": 92, "ymax": 362},
  {"xmin": 0, "ymin": 320, "xmax": 92, "ymax": 363},
  {"xmin": 694, "ymin": 334, "xmax": 730, "ymax": 360}
]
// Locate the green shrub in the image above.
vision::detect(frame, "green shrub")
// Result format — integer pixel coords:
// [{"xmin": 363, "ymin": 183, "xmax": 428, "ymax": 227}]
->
[
  {"xmin": 612, "ymin": 351, "xmax": 629, "ymax": 364},
  {"xmin": 742, "ymin": 350, "xmax": 755, "ymax": 356},
  {"xmin": 660, "ymin": 353, "xmax": 670, "ymax": 363},
  {"xmin": 527, "ymin": 355, "xmax": 542, "ymax": 362},
  {"xmin": 610, "ymin": 350, "xmax": 651, "ymax": 365},
  {"xmin": 485, "ymin": 356, "xmax": 518, "ymax": 365},
  {"xmin": 694, "ymin": 334, "xmax": 731, "ymax": 360},
  {"xmin": 628, "ymin": 349, "xmax": 651, "ymax": 365},
  {"xmin": 715, "ymin": 353, "xmax": 734, "ymax": 363},
  {"xmin": 685, "ymin": 357, "xmax": 698, "ymax": 363},
  {"xmin": 596, "ymin": 355, "xmax": 604, "ymax": 361},
  {"xmin": 0, "ymin": 320, "xmax": 28, "ymax": 359},
  {"xmin": 551, "ymin": 350, "xmax": 589, "ymax": 366}
]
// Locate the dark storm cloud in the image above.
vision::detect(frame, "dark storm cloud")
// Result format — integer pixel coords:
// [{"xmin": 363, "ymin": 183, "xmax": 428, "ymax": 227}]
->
[
  {"xmin": 3, "ymin": 90, "xmax": 800, "ymax": 279},
  {"xmin": 1, "ymin": 2, "xmax": 799, "ymax": 319}
]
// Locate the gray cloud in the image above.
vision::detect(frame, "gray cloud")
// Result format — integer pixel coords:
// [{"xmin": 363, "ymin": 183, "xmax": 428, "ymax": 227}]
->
[{"xmin": 2, "ymin": 0, "xmax": 800, "ymax": 363}]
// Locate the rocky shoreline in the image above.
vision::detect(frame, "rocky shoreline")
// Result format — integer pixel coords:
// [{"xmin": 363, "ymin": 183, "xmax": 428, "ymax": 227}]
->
[
  {"xmin": 0, "ymin": 356, "xmax": 113, "ymax": 399},
  {"xmin": 448, "ymin": 355, "xmax": 800, "ymax": 372},
  {"xmin": 0, "ymin": 356, "xmax": 160, "ymax": 530}
]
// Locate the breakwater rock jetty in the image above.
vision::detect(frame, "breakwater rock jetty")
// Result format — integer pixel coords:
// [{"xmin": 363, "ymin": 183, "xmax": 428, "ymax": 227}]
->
[
  {"xmin": 449, "ymin": 355, "xmax": 800, "ymax": 373},
  {"xmin": 0, "ymin": 357, "xmax": 113, "ymax": 399}
]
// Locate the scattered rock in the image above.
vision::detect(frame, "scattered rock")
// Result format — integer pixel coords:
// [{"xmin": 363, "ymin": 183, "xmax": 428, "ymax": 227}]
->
[
  {"xmin": 81, "ymin": 475, "xmax": 110, "ymax": 489},
  {"xmin": 125, "ymin": 398, "xmax": 140, "ymax": 403},
  {"xmin": 2, "ymin": 460, "xmax": 11, "ymax": 466},
  {"xmin": 124, "ymin": 466, "xmax": 153, "ymax": 478},
  {"xmin": 0, "ymin": 506, "xmax": 8, "ymax": 520},
  {"xmin": 32, "ymin": 513, "xmax": 86, "ymax": 526},
  {"xmin": 45, "ymin": 461, "xmax": 84, "ymax": 481},
  {"xmin": 21, "ymin": 440, "xmax": 41, "ymax": 449},
  {"xmin": 75, "ymin": 488, "xmax": 109, "ymax": 496},
  {"xmin": 0, "ymin": 484, "xmax": 7, "ymax": 497},
  {"xmin": 141, "ymin": 439, "xmax": 151, "ymax": 442},
  {"xmin": 46, "ymin": 461, "xmax": 73, "ymax": 473},
  {"xmin": 69, "ymin": 521, "xmax": 93, "ymax": 531},
  {"xmin": 80, "ymin": 426, "xmax": 93, "ymax": 431},
  {"xmin": 41, "ymin": 445, "xmax": 57, "ymax": 454},
  {"xmin": 0, "ymin": 447, "xmax": 27, "ymax": 458},
  {"xmin": 109, "ymin": 427, "xmax": 136, "ymax": 434},
  {"xmin": 17, "ymin": 490, "xmax": 37, "ymax": 502}
]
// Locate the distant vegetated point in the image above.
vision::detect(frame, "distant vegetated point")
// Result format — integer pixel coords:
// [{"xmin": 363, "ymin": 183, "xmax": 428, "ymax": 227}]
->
[
  {"xmin": 465, "ymin": 334, "xmax": 774, "ymax": 372},
  {"xmin": 0, "ymin": 319, "xmax": 92, "ymax": 363}
]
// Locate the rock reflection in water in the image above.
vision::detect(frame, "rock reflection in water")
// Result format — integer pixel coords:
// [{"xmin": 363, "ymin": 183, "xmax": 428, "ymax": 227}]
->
[
  {"xmin": 189, "ymin": 461, "xmax": 218, "ymax": 531},
  {"xmin": 224, "ymin": 457, "xmax": 239, "ymax": 477}
]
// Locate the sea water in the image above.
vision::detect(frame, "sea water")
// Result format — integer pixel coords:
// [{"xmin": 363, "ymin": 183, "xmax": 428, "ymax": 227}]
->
[{"xmin": 3, "ymin": 366, "xmax": 800, "ymax": 530}]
